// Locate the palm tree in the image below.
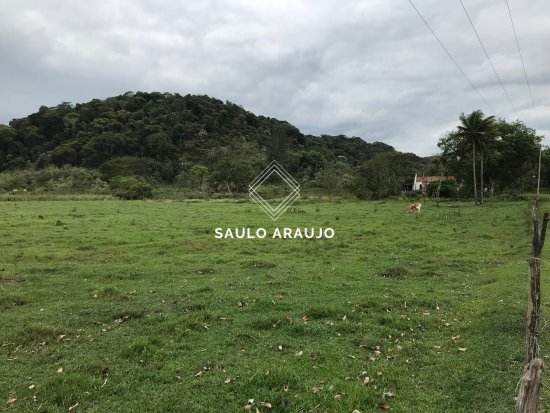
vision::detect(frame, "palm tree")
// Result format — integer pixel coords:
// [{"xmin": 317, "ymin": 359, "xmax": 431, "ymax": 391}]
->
[
  {"xmin": 456, "ymin": 110, "xmax": 496, "ymax": 204},
  {"xmin": 478, "ymin": 132, "xmax": 497, "ymax": 203}
]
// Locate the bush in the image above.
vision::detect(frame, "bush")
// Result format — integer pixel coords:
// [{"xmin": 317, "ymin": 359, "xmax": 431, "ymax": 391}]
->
[
  {"xmin": 403, "ymin": 190, "xmax": 424, "ymax": 200},
  {"xmin": 497, "ymin": 191, "xmax": 530, "ymax": 202},
  {"xmin": 0, "ymin": 166, "xmax": 108, "ymax": 193},
  {"xmin": 98, "ymin": 156, "xmax": 175, "ymax": 181},
  {"xmin": 427, "ymin": 180, "xmax": 458, "ymax": 199},
  {"xmin": 110, "ymin": 176, "xmax": 153, "ymax": 200}
]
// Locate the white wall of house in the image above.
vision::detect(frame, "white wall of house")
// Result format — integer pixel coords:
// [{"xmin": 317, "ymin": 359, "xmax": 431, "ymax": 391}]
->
[
  {"xmin": 412, "ymin": 173, "xmax": 423, "ymax": 191},
  {"xmin": 412, "ymin": 182, "xmax": 423, "ymax": 191}
]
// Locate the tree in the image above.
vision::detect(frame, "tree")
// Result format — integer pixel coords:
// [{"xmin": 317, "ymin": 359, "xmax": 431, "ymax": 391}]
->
[
  {"xmin": 183, "ymin": 164, "xmax": 211, "ymax": 198},
  {"xmin": 110, "ymin": 176, "xmax": 153, "ymax": 200},
  {"xmin": 50, "ymin": 139, "xmax": 82, "ymax": 166},
  {"xmin": 299, "ymin": 150, "xmax": 326, "ymax": 180},
  {"xmin": 145, "ymin": 132, "xmax": 177, "ymax": 159},
  {"xmin": 210, "ymin": 160, "xmax": 256, "ymax": 194},
  {"xmin": 0, "ymin": 125, "xmax": 20, "ymax": 169},
  {"xmin": 355, "ymin": 152, "xmax": 423, "ymax": 199},
  {"xmin": 439, "ymin": 118, "xmax": 541, "ymax": 196},
  {"xmin": 493, "ymin": 120, "xmax": 541, "ymax": 192},
  {"xmin": 98, "ymin": 156, "xmax": 161, "ymax": 180},
  {"xmin": 427, "ymin": 180, "xmax": 458, "ymax": 199},
  {"xmin": 267, "ymin": 123, "xmax": 302, "ymax": 162},
  {"xmin": 81, "ymin": 132, "xmax": 128, "ymax": 167},
  {"xmin": 455, "ymin": 110, "xmax": 495, "ymax": 204},
  {"xmin": 428, "ymin": 154, "xmax": 446, "ymax": 205},
  {"xmin": 315, "ymin": 162, "xmax": 354, "ymax": 200}
]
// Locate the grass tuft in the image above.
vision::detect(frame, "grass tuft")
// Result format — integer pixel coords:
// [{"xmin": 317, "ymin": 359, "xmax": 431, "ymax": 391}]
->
[{"xmin": 15, "ymin": 323, "xmax": 65, "ymax": 345}]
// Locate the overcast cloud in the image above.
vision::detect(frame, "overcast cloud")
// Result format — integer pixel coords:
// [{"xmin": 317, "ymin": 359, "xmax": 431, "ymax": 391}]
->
[{"xmin": 1, "ymin": 0, "xmax": 549, "ymax": 156}]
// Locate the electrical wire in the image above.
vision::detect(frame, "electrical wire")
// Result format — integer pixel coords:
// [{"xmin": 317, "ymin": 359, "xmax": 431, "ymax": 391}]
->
[
  {"xmin": 459, "ymin": 0, "xmax": 518, "ymax": 117},
  {"xmin": 407, "ymin": 0, "xmax": 497, "ymax": 116},
  {"xmin": 505, "ymin": 0, "xmax": 541, "ymax": 130}
]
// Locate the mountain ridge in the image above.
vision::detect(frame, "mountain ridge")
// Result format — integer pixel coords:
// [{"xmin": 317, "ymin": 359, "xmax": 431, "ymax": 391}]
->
[{"xmin": 0, "ymin": 92, "xmax": 404, "ymax": 185}]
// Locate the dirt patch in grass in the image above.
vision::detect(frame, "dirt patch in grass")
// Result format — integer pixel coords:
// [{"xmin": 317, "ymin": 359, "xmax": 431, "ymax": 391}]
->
[
  {"xmin": 0, "ymin": 276, "xmax": 23, "ymax": 285},
  {"xmin": 0, "ymin": 294, "xmax": 27, "ymax": 309},
  {"xmin": 190, "ymin": 286, "xmax": 214, "ymax": 294},
  {"xmin": 377, "ymin": 266, "xmax": 409, "ymax": 278},
  {"xmin": 76, "ymin": 245, "xmax": 96, "ymax": 251},
  {"xmin": 113, "ymin": 309, "xmax": 146, "ymax": 322},
  {"xmin": 183, "ymin": 303, "xmax": 207, "ymax": 312},
  {"xmin": 231, "ymin": 333, "xmax": 258, "ymax": 344}
]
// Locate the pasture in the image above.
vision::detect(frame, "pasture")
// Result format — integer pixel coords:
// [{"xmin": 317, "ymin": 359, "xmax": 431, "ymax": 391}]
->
[{"xmin": 0, "ymin": 199, "xmax": 548, "ymax": 412}]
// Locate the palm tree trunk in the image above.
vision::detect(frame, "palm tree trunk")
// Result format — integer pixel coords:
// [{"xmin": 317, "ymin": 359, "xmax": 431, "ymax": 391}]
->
[
  {"xmin": 472, "ymin": 142, "xmax": 478, "ymax": 204},
  {"xmin": 480, "ymin": 150, "xmax": 484, "ymax": 204},
  {"xmin": 436, "ymin": 161, "xmax": 443, "ymax": 206}
]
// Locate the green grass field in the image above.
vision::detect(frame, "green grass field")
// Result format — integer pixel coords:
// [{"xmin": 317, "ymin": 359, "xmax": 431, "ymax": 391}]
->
[{"xmin": 0, "ymin": 199, "xmax": 548, "ymax": 412}]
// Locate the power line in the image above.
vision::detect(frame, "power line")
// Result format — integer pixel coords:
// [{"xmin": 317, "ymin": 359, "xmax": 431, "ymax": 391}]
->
[
  {"xmin": 458, "ymin": 0, "xmax": 518, "ymax": 117},
  {"xmin": 505, "ymin": 0, "xmax": 541, "ymax": 130},
  {"xmin": 407, "ymin": 0, "xmax": 497, "ymax": 116}
]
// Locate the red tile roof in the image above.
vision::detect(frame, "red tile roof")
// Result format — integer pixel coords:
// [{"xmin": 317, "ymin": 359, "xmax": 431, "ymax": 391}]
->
[{"xmin": 416, "ymin": 176, "xmax": 456, "ymax": 183}]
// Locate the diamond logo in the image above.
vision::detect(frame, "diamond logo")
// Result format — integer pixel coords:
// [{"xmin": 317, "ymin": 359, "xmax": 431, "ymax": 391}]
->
[{"xmin": 249, "ymin": 160, "xmax": 300, "ymax": 221}]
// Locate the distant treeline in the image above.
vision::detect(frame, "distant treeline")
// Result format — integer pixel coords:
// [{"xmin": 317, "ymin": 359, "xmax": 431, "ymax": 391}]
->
[{"xmin": 0, "ymin": 92, "xmax": 546, "ymax": 200}]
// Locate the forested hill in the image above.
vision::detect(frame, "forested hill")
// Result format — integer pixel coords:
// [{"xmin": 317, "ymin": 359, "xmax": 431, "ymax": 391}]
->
[{"xmin": 0, "ymin": 91, "xmax": 395, "ymax": 182}]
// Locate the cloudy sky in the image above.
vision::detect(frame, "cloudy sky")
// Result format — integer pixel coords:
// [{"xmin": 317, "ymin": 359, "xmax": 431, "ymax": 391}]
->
[{"xmin": 1, "ymin": 0, "xmax": 549, "ymax": 156}]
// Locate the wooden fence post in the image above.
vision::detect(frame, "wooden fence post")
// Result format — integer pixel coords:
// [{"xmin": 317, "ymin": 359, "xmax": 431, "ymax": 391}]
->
[
  {"xmin": 516, "ymin": 206, "xmax": 548, "ymax": 412},
  {"xmin": 526, "ymin": 256, "xmax": 541, "ymax": 364},
  {"xmin": 516, "ymin": 358, "xmax": 544, "ymax": 413}
]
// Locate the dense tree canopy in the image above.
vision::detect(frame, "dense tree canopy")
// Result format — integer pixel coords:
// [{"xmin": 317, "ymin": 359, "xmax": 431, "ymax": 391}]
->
[
  {"xmin": 438, "ymin": 114, "xmax": 543, "ymax": 196},
  {"xmin": 0, "ymin": 92, "xmax": 395, "ymax": 194},
  {"xmin": 0, "ymin": 94, "xmax": 546, "ymax": 200},
  {"xmin": 355, "ymin": 152, "xmax": 428, "ymax": 199}
]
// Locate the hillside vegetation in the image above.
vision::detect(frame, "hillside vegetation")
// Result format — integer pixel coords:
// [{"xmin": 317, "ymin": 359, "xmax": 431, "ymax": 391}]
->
[
  {"xmin": 0, "ymin": 93, "xmax": 401, "ymax": 194},
  {"xmin": 0, "ymin": 93, "xmax": 546, "ymax": 200}
]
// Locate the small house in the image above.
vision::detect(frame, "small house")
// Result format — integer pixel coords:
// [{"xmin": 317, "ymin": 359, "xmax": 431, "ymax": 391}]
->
[{"xmin": 412, "ymin": 174, "xmax": 456, "ymax": 192}]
